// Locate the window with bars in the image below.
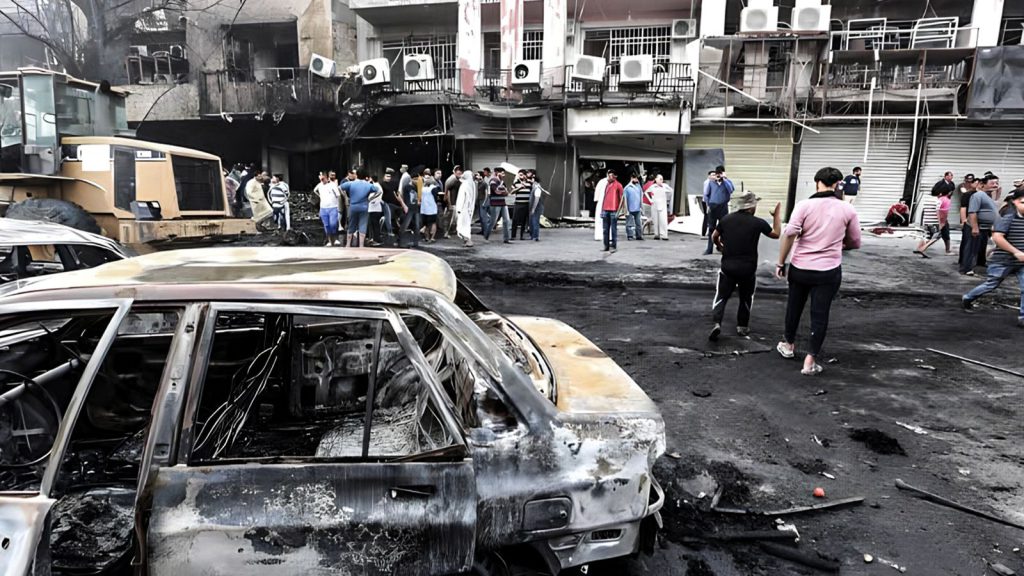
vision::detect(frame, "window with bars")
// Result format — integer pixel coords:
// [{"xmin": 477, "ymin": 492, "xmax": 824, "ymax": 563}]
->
[
  {"xmin": 582, "ymin": 26, "xmax": 672, "ymax": 73},
  {"xmin": 522, "ymin": 29, "xmax": 544, "ymax": 61}
]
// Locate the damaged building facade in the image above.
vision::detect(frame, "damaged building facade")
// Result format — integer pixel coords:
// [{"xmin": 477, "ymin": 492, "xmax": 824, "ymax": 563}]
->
[{"xmin": 6, "ymin": 0, "xmax": 1024, "ymax": 220}]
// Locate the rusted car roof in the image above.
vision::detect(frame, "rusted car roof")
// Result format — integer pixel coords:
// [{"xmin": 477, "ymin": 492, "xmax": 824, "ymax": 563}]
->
[{"xmin": 0, "ymin": 247, "xmax": 457, "ymax": 300}]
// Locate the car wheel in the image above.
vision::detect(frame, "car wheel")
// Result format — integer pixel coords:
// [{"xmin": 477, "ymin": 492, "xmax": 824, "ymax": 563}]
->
[{"xmin": 6, "ymin": 198, "xmax": 102, "ymax": 234}]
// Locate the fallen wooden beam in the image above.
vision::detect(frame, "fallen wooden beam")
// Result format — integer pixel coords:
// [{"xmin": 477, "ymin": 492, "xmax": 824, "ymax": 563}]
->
[
  {"xmin": 895, "ymin": 479, "xmax": 1024, "ymax": 532},
  {"xmin": 926, "ymin": 348, "xmax": 1024, "ymax": 379},
  {"xmin": 713, "ymin": 496, "xmax": 865, "ymax": 516},
  {"xmin": 758, "ymin": 542, "xmax": 840, "ymax": 572}
]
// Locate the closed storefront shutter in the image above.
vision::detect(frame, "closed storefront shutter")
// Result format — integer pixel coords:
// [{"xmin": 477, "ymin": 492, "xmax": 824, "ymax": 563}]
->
[
  {"xmin": 686, "ymin": 125, "xmax": 795, "ymax": 218},
  {"xmin": 468, "ymin": 151, "xmax": 538, "ymax": 175},
  {"xmin": 795, "ymin": 123, "xmax": 912, "ymax": 223},
  {"xmin": 916, "ymin": 124, "xmax": 1024, "ymax": 224}
]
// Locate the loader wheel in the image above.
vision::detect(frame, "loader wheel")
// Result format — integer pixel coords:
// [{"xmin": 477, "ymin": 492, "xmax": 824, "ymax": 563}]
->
[{"xmin": 6, "ymin": 198, "xmax": 101, "ymax": 234}]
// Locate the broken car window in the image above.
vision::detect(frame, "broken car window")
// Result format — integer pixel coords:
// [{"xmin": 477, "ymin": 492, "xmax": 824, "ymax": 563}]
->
[
  {"xmin": 402, "ymin": 314, "xmax": 517, "ymax": 434},
  {"xmin": 47, "ymin": 308, "xmax": 181, "ymax": 573},
  {"xmin": 0, "ymin": 310, "xmax": 118, "ymax": 492},
  {"xmin": 191, "ymin": 310, "xmax": 458, "ymax": 462}
]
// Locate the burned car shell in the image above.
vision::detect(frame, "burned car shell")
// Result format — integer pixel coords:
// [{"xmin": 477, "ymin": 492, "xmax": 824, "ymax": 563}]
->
[
  {"xmin": 0, "ymin": 218, "xmax": 128, "ymax": 283},
  {"xmin": 0, "ymin": 248, "xmax": 664, "ymax": 575}
]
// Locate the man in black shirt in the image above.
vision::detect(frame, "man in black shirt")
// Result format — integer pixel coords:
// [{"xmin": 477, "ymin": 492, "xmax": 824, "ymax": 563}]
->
[
  {"xmin": 709, "ymin": 191, "xmax": 781, "ymax": 341},
  {"xmin": 930, "ymin": 171, "xmax": 956, "ymax": 197}
]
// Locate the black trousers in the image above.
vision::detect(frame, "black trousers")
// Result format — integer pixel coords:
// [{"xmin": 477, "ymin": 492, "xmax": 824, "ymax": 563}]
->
[
  {"xmin": 712, "ymin": 267, "xmax": 756, "ymax": 327},
  {"xmin": 511, "ymin": 204, "xmax": 530, "ymax": 239},
  {"xmin": 958, "ymin": 226, "xmax": 991, "ymax": 273},
  {"xmin": 705, "ymin": 203, "xmax": 728, "ymax": 252},
  {"xmin": 784, "ymin": 265, "xmax": 842, "ymax": 358}
]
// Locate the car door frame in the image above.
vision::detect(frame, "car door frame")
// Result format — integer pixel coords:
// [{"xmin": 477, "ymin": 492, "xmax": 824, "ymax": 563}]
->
[
  {"xmin": 0, "ymin": 298, "xmax": 132, "ymax": 576},
  {"xmin": 144, "ymin": 301, "xmax": 477, "ymax": 575}
]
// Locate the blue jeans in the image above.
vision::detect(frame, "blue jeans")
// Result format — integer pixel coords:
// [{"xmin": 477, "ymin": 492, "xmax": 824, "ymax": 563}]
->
[
  {"xmin": 602, "ymin": 210, "xmax": 619, "ymax": 249},
  {"xmin": 320, "ymin": 207, "xmax": 339, "ymax": 236},
  {"xmin": 625, "ymin": 211, "xmax": 643, "ymax": 239},
  {"xmin": 399, "ymin": 208, "xmax": 421, "ymax": 247},
  {"xmin": 479, "ymin": 198, "xmax": 491, "ymax": 231},
  {"xmin": 964, "ymin": 261, "xmax": 1024, "ymax": 319},
  {"xmin": 529, "ymin": 203, "xmax": 543, "ymax": 240},
  {"xmin": 484, "ymin": 205, "xmax": 510, "ymax": 242}
]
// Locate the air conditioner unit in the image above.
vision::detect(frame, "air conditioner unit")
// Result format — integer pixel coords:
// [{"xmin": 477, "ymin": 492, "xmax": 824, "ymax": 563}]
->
[
  {"xmin": 359, "ymin": 58, "xmax": 391, "ymax": 85},
  {"xmin": 671, "ymin": 19, "xmax": 698, "ymax": 40},
  {"xmin": 619, "ymin": 54, "xmax": 654, "ymax": 84},
  {"xmin": 740, "ymin": 5, "xmax": 779, "ymax": 33},
  {"xmin": 511, "ymin": 60, "xmax": 541, "ymax": 86},
  {"xmin": 572, "ymin": 55, "xmax": 606, "ymax": 83},
  {"xmin": 310, "ymin": 53, "xmax": 336, "ymax": 78},
  {"xmin": 791, "ymin": 0, "xmax": 831, "ymax": 32},
  {"xmin": 403, "ymin": 54, "xmax": 435, "ymax": 81}
]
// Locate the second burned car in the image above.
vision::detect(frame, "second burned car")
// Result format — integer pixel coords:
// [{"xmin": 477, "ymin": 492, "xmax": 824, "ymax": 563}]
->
[{"xmin": 0, "ymin": 248, "xmax": 664, "ymax": 576}]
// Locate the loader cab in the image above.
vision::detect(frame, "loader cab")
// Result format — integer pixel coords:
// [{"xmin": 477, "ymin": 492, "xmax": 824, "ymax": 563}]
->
[{"xmin": 0, "ymin": 68, "xmax": 130, "ymax": 175}]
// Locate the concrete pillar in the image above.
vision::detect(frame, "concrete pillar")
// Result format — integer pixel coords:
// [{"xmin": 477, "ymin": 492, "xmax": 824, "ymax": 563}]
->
[
  {"xmin": 699, "ymin": 0, "xmax": 726, "ymax": 38},
  {"xmin": 500, "ymin": 0, "xmax": 523, "ymax": 87},
  {"xmin": 971, "ymin": 0, "xmax": 1004, "ymax": 47},
  {"xmin": 542, "ymin": 0, "xmax": 566, "ymax": 91},
  {"xmin": 458, "ymin": 0, "xmax": 482, "ymax": 96}
]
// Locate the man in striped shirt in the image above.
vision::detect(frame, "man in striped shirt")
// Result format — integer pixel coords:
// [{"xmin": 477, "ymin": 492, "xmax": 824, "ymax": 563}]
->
[{"xmin": 962, "ymin": 188, "xmax": 1024, "ymax": 327}]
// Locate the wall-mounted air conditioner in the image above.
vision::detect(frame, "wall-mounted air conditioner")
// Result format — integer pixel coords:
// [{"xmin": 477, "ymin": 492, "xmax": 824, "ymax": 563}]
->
[
  {"xmin": 572, "ymin": 55, "xmax": 606, "ymax": 83},
  {"xmin": 619, "ymin": 55, "xmax": 654, "ymax": 84},
  {"xmin": 310, "ymin": 53, "xmax": 336, "ymax": 78},
  {"xmin": 740, "ymin": 0, "xmax": 779, "ymax": 33},
  {"xmin": 511, "ymin": 60, "xmax": 541, "ymax": 86},
  {"xmin": 403, "ymin": 54, "xmax": 435, "ymax": 81},
  {"xmin": 791, "ymin": 0, "xmax": 831, "ymax": 32},
  {"xmin": 671, "ymin": 19, "xmax": 698, "ymax": 40},
  {"xmin": 359, "ymin": 58, "xmax": 391, "ymax": 85}
]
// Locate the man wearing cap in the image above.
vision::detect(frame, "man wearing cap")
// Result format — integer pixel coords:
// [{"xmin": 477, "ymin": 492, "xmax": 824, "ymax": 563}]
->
[
  {"xmin": 709, "ymin": 192, "xmax": 781, "ymax": 341},
  {"xmin": 963, "ymin": 188, "xmax": 1024, "ymax": 328}
]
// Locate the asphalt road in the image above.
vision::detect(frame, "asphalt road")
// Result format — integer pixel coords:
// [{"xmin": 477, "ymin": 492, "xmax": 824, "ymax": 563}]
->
[{"xmin": 466, "ymin": 279, "xmax": 1024, "ymax": 576}]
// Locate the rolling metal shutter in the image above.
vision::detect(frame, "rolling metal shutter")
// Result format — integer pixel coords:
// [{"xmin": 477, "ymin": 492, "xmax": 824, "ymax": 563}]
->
[
  {"xmin": 687, "ymin": 125, "xmax": 795, "ymax": 218},
  {"xmin": 468, "ymin": 151, "xmax": 538, "ymax": 174},
  {"xmin": 916, "ymin": 124, "xmax": 1024, "ymax": 224},
  {"xmin": 795, "ymin": 123, "xmax": 912, "ymax": 223}
]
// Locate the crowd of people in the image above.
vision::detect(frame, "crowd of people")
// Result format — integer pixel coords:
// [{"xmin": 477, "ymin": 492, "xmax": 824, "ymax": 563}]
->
[
  {"xmin": 709, "ymin": 163, "xmax": 1024, "ymax": 377},
  {"xmin": 224, "ymin": 162, "xmax": 550, "ymax": 248}
]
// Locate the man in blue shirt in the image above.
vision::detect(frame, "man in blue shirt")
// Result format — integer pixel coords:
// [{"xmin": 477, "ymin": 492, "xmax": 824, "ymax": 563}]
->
[
  {"xmin": 624, "ymin": 173, "xmax": 645, "ymax": 240},
  {"xmin": 341, "ymin": 166, "xmax": 375, "ymax": 247},
  {"xmin": 702, "ymin": 165, "xmax": 735, "ymax": 255}
]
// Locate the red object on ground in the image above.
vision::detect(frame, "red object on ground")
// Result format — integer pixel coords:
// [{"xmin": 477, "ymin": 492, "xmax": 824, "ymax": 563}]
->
[{"xmin": 813, "ymin": 487, "xmax": 826, "ymax": 498}]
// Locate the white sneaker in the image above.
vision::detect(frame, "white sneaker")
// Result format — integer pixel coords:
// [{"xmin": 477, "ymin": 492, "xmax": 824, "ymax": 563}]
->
[
  {"xmin": 333, "ymin": 240, "xmax": 343, "ymax": 246},
  {"xmin": 324, "ymin": 241, "xmax": 331, "ymax": 247}
]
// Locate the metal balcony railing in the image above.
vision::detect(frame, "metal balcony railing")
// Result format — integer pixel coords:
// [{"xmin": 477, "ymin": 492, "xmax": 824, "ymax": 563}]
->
[
  {"xmin": 200, "ymin": 69, "xmax": 337, "ymax": 115},
  {"xmin": 395, "ymin": 67, "xmax": 461, "ymax": 94},
  {"xmin": 562, "ymin": 62, "xmax": 695, "ymax": 102}
]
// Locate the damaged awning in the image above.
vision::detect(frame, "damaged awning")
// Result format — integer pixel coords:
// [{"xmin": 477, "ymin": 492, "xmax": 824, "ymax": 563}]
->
[
  {"xmin": 450, "ymin": 106, "xmax": 553, "ymax": 143},
  {"xmin": 355, "ymin": 104, "xmax": 450, "ymax": 139},
  {"xmin": 575, "ymin": 139, "xmax": 679, "ymax": 163}
]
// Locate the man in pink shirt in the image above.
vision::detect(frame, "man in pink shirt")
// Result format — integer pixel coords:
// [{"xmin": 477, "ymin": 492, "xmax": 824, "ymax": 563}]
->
[{"xmin": 775, "ymin": 167, "xmax": 861, "ymax": 375}]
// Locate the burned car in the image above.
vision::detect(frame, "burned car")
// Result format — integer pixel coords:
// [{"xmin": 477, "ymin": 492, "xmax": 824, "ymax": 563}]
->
[
  {"xmin": 0, "ymin": 218, "xmax": 127, "ymax": 283},
  {"xmin": 0, "ymin": 248, "xmax": 664, "ymax": 575}
]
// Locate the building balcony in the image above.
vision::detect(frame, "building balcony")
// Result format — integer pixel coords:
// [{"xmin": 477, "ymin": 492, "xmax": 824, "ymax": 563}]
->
[
  {"xmin": 199, "ymin": 69, "xmax": 337, "ymax": 117},
  {"xmin": 348, "ymin": 0, "xmax": 456, "ymax": 27},
  {"xmin": 562, "ymin": 62, "xmax": 695, "ymax": 106}
]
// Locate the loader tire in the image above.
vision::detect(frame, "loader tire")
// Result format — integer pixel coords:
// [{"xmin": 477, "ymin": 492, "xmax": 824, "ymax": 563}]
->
[{"xmin": 6, "ymin": 198, "xmax": 101, "ymax": 234}]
